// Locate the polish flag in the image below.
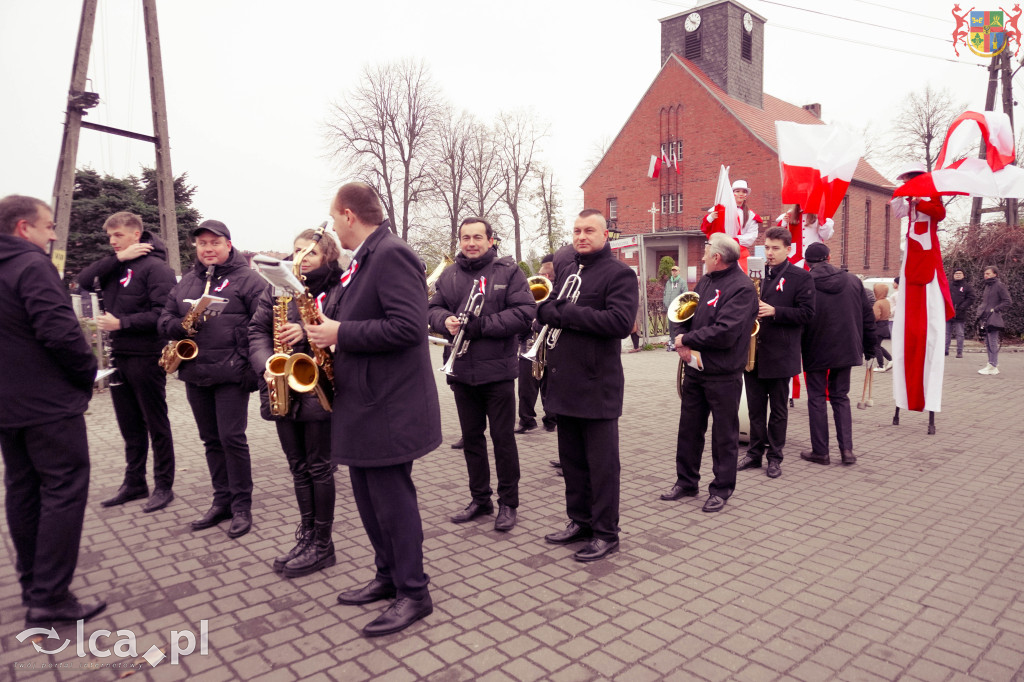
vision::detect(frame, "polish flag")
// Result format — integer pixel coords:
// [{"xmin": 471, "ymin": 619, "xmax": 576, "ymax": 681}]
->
[
  {"xmin": 775, "ymin": 122, "xmax": 863, "ymax": 220},
  {"xmin": 670, "ymin": 149, "xmax": 682, "ymax": 174},
  {"xmin": 647, "ymin": 154, "xmax": 662, "ymax": 179},
  {"xmin": 703, "ymin": 165, "xmax": 738, "ymax": 238}
]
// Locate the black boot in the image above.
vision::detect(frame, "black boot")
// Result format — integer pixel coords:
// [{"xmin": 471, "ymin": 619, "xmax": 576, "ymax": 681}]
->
[
  {"xmin": 282, "ymin": 520, "xmax": 336, "ymax": 578},
  {"xmin": 272, "ymin": 484, "xmax": 314, "ymax": 574}
]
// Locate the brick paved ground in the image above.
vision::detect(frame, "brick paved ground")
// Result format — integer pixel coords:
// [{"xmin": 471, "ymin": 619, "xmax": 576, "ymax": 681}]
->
[{"xmin": 2, "ymin": 344, "xmax": 1023, "ymax": 681}]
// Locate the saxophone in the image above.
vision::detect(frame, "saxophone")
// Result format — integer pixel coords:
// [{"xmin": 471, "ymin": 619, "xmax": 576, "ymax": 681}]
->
[
  {"xmin": 292, "ymin": 223, "xmax": 333, "ymax": 411},
  {"xmin": 266, "ymin": 294, "xmax": 294, "ymax": 417},
  {"xmin": 745, "ymin": 273, "xmax": 761, "ymax": 373},
  {"xmin": 159, "ymin": 266, "xmax": 214, "ymax": 374}
]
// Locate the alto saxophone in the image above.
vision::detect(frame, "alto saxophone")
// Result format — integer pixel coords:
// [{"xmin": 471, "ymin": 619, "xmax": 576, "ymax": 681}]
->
[
  {"xmin": 292, "ymin": 223, "xmax": 333, "ymax": 411},
  {"xmin": 159, "ymin": 266, "xmax": 214, "ymax": 374},
  {"xmin": 266, "ymin": 294, "xmax": 294, "ymax": 417},
  {"xmin": 745, "ymin": 274, "xmax": 761, "ymax": 372}
]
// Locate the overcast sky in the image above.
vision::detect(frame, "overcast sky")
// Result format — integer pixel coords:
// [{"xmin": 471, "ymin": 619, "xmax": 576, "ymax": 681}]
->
[{"xmin": 0, "ymin": 0, "xmax": 1002, "ymax": 252}]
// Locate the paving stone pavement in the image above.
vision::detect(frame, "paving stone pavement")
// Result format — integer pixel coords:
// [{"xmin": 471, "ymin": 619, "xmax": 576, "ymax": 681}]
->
[{"xmin": 2, "ymin": 345, "xmax": 1023, "ymax": 681}]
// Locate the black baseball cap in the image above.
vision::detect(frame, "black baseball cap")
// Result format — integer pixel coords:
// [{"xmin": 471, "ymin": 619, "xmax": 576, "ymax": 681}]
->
[{"xmin": 192, "ymin": 219, "xmax": 231, "ymax": 240}]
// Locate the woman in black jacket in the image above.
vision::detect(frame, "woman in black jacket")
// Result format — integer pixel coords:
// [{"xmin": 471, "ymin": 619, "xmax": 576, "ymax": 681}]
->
[
  {"xmin": 249, "ymin": 229, "xmax": 342, "ymax": 577},
  {"xmin": 977, "ymin": 265, "xmax": 1012, "ymax": 375}
]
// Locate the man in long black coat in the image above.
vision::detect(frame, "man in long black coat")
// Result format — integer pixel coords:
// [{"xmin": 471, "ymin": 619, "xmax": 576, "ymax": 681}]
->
[
  {"xmin": 78, "ymin": 211, "xmax": 177, "ymax": 513},
  {"xmin": 429, "ymin": 217, "xmax": 534, "ymax": 532},
  {"xmin": 0, "ymin": 195, "xmax": 105, "ymax": 625},
  {"xmin": 537, "ymin": 209, "xmax": 638, "ymax": 563},
  {"xmin": 739, "ymin": 227, "xmax": 815, "ymax": 479},
  {"xmin": 661, "ymin": 233, "xmax": 759, "ymax": 513},
  {"xmin": 800, "ymin": 243, "xmax": 876, "ymax": 466},
  {"xmin": 307, "ymin": 182, "xmax": 442, "ymax": 637}
]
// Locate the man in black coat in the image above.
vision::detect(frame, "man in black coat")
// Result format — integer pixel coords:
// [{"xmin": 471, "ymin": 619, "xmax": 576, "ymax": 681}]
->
[
  {"xmin": 945, "ymin": 268, "xmax": 973, "ymax": 358},
  {"xmin": 429, "ymin": 217, "xmax": 535, "ymax": 532},
  {"xmin": 662, "ymin": 233, "xmax": 759, "ymax": 513},
  {"xmin": 159, "ymin": 220, "xmax": 268, "ymax": 538},
  {"xmin": 537, "ymin": 209, "xmax": 638, "ymax": 563},
  {"xmin": 738, "ymin": 227, "xmax": 815, "ymax": 479},
  {"xmin": 800, "ymin": 243, "xmax": 876, "ymax": 466},
  {"xmin": 0, "ymin": 195, "xmax": 105, "ymax": 625},
  {"xmin": 78, "ymin": 211, "xmax": 178, "ymax": 513},
  {"xmin": 306, "ymin": 182, "xmax": 442, "ymax": 637}
]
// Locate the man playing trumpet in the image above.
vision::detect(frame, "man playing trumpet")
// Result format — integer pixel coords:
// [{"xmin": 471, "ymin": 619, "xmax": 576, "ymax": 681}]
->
[{"xmin": 429, "ymin": 217, "xmax": 535, "ymax": 532}]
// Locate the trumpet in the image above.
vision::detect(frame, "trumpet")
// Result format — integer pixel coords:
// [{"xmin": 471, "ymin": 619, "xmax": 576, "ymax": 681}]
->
[
  {"xmin": 522, "ymin": 264, "xmax": 583, "ymax": 367},
  {"xmin": 439, "ymin": 278, "xmax": 485, "ymax": 376},
  {"xmin": 159, "ymin": 266, "xmax": 215, "ymax": 374},
  {"xmin": 92, "ymin": 277, "xmax": 122, "ymax": 387}
]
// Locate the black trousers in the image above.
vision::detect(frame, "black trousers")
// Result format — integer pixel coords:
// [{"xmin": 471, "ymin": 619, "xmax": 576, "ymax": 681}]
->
[
  {"xmin": 349, "ymin": 463, "xmax": 429, "ymax": 599},
  {"xmin": 1, "ymin": 414, "xmax": 90, "ymax": 607},
  {"xmin": 185, "ymin": 382, "xmax": 253, "ymax": 513},
  {"xmin": 675, "ymin": 372, "xmax": 743, "ymax": 499},
  {"xmin": 556, "ymin": 416, "xmax": 620, "ymax": 542},
  {"xmin": 111, "ymin": 354, "xmax": 175, "ymax": 490},
  {"xmin": 517, "ymin": 358, "xmax": 556, "ymax": 429},
  {"xmin": 806, "ymin": 367, "xmax": 853, "ymax": 454},
  {"xmin": 276, "ymin": 419, "xmax": 335, "ymax": 523},
  {"xmin": 452, "ymin": 380, "xmax": 520, "ymax": 508},
  {"xmin": 744, "ymin": 373, "xmax": 791, "ymax": 463}
]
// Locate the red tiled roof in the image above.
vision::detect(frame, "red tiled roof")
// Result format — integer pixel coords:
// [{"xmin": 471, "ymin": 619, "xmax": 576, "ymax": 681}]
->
[{"xmin": 671, "ymin": 55, "xmax": 894, "ymax": 189}]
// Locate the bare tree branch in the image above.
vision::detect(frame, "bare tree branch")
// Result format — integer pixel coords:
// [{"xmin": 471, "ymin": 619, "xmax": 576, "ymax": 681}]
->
[{"xmin": 496, "ymin": 109, "xmax": 548, "ymax": 263}]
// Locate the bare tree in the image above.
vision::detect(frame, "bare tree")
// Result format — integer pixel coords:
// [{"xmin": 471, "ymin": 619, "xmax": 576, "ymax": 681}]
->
[
  {"xmin": 465, "ymin": 121, "xmax": 504, "ymax": 223},
  {"xmin": 532, "ymin": 164, "xmax": 563, "ymax": 254},
  {"xmin": 325, "ymin": 58, "xmax": 440, "ymax": 240},
  {"xmin": 885, "ymin": 85, "xmax": 966, "ymax": 172},
  {"xmin": 429, "ymin": 107, "xmax": 473, "ymax": 254},
  {"xmin": 495, "ymin": 109, "xmax": 548, "ymax": 262},
  {"xmin": 584, "ymin": 133, "xmax": 612, "ymax": 177}
]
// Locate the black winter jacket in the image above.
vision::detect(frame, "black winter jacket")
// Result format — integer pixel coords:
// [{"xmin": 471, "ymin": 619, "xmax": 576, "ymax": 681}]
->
[
  {"xmin": 0, "ymin": 235, "xmax": 97, "ymax": 428},
  {"xmin": 538, "ymin": 242, "xmax": 639, "ymax": 419},
  {"xmin": 747, "ymin": 259, "xmax": 815, "ymax": 380},
  {"xmin": 158, "ymin": 248, "xmax": 268, "ymax": 389},
  {"xmin": 428, "ymin": 248, "xmax": 535, "ymax": 385},
  {"xmin": 248, "ymin": 261, "xmax": 340, "ymax": 421},
  {"xmin": 801, "ymin": 263, "xmax": 876, "ymax": 372},
  {"xmin": 77, "ymin": 231, "xmax": 177, "ymax": 356},
  {"xmin": 679, "ymin": 262, "xmax": 759, "ymax": 378},
  {"xmin": 949, "ymin": 278, "xmax": 975, "ymax": 321}
]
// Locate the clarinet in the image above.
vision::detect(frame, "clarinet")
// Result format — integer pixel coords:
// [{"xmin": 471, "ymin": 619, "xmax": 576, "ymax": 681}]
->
[{"xmin": 94, "ymin": 276, "xmax": 122, "ymax": 387}]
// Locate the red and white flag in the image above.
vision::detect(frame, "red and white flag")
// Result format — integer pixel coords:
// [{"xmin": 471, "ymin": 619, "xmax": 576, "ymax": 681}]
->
[
  {"xmin": 775, "ymin": 122, "xmax": 863, "ymax": 220},
  {"xmin": 647, "ymin": 155, "xmax": 662, "ymax": 179}
]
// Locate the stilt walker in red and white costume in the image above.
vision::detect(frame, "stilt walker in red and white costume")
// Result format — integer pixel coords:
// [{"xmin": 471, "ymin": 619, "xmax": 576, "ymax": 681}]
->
[
  {"xmin": 889, "ymin": 164, "xmax": 954, "ymax": 414},
  {"xmin": 775, "ymin": 206, "xmax": 834, "ymax": 270},
  {"xmin": 701, "ymin": 172, "xmax": 761, "ymax": 272}
]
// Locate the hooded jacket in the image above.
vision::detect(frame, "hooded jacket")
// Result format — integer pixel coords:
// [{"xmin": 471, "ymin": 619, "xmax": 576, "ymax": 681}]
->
[
  {"xmin": 77, "ymin": 230, "xmax": 177, "ymax": 355},
  {"xmin": 428, "ymin": 248, "xmax": 535, "ymax": 385},
  {"xmin": 802, "ymin": 263, "xmax": 876, "ymax": 371},
  {"xmin": 0, "ymin": 235, "xmax": 97, "ymax": 428},
  {"xmin": 158, "ymin": 248, "xmax": 267, "ymax": 389}
]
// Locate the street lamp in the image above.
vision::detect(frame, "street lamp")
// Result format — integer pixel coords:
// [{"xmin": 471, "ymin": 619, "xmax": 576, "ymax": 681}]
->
[{"xmin": 607, "ymin": 227, "xmax": 622, "ymax": 241}]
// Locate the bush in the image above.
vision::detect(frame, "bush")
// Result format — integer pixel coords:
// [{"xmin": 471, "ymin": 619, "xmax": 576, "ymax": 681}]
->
[
  {"xmin": 943, "ymin": 221, "xmax": 1024, "ymax": 339},
  {"xmin": 518, "ymin": 261, "xmax": 532, "ymax": 277},
  {"xmin": 657, "ymin": 256, "xmax": 676, "ymax": 281}
]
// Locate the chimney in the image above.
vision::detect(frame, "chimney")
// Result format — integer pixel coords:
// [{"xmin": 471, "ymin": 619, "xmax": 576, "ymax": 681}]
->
[{"xmin": 802, "ymin": 103, "xmax": 822, "ymax": 119}]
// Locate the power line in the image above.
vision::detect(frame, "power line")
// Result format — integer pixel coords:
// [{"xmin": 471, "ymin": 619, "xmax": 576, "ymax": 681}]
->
[
  {"xmin": 769, "ymin": 22, "xmax": 988, "ymax": 66},
  {"xmin": 845, "ymin": 0, "xmax": 948, "ymax": 24},
  {"xmin": 757, "ymin": 0, "xmax": 948, "ymax": 43}
]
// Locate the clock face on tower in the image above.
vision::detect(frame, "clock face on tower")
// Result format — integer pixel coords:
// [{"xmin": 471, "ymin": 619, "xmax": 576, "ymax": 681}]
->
[
  {"xmin": 685, "ymin": 12, "xmax": 701, "ymax": 32},
  {"xmin": 743, "ymin": 12, "xmax": 753, "ymax": 32}
]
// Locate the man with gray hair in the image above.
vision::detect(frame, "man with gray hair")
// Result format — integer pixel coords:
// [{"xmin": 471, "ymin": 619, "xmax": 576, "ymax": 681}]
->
[{"xmin": 661, "ymin": 232, "xmax": 758, "ymax": 513}]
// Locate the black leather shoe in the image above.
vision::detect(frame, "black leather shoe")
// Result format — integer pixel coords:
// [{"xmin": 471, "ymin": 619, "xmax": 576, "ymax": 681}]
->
[
  {"xmin": 227, "ymin": 511, "xmax": 252, "ymax": 538},
  {"xmin": 800, "ymin": 450, "xmax": 831, "ymax": 465},
  {"xmin": 549, "ymin": 460, "xmax": 562, "ymax": 468},
  {"xmin": 659, "ymin": 484, "xmax": 698, "ymax": 501},
  {"xmin": 514, "ymin": 423, "xmax": 537, "ymax": 434},
  {"xmin": 737, "ymin": 455, "xmax": 762, "ymax": 471},
  {"xmin": 337, "ymin": 579, "xmax": 397, "ymax": 606},
  {"xmin": 450, "ymin": 501, "xmax": 493, "ymax": 524},
  {"xmin": 362, "ymin": 593, "xmax": 433, "ymax": 637},
  {"xmin": 702, "ymin": 495, "xmax": 726, "ymax": 513},
  {"xmin": 101, "ymin": 485, "xmax": 148, "ymax": 508},
  {"xmin": 544, "ymin": 423, "xmax": 557, "ymax": 432},
  {"xmin": 494, "ymin": 504, "xmax": 516, "ymax": 532},
  {"xmin": 451, "ymin": 438, "xmax": 464, "ymax": 449},
  {"xmin": 142, "ymin": 488, "xmax": 174, "ymax": 513},
  {"xmin": 190, "ymin": 506, "xmax": 232, "ymax": 531},
  {"xmin": 766, "ymin": 461, "xmax": 782, "ymax": 478},
  {"xmin": 544, "ymin": 521, "xmax": 592, "ymax": 544},
  {"xmin": 840, "ymin": 450, "xmax": 857, "ymax": 465},
  {"xmin": 26, "ymin": 595, "xmax": 107, "ymax": 625},
  {"xmin": 573, "ymin": 538, "xmax": 619, "ymax": 562}
]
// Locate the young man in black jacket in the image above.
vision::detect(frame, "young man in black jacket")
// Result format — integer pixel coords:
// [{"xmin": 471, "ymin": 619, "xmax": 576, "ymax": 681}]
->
[
  {"xmin": 662, "ymin": 232, "xmax": 759, "ymax": 513},
  {"xmin": 945, "ymin": 268, "xmax": 973, "ymax": 358},
  {"xmin": 0, "ymin": 195, "xmax": 105, "ymax": 625},
  {"xmin": 738, "ymin": 227, "xmax": 815, "ymax": 479},
  {"xmin": 159, "ymin": 220, "xmax": 268, "ymax": 538},
  {"xmin": 78, "ymin": 212, "xmax": 177, "ymax": 513},
  {"xmin": 537, "ymin": 209, "xmax": 638, "ymax": 562},
  {"xmin": 429, "ymin": 217, "xmax": 535, "ymax": 532}
]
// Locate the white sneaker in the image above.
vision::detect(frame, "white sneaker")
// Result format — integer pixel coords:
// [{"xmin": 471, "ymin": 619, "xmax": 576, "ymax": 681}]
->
[
  {"xmin": 989, "ymin": 366, "xmax": 1000, "ymax": 375},
  {"xmin": 883, "ymin": 360, "xmax": 892, "ymax": 372},
  {"xmin": 978, "ymin": 364, "xmax": 995, "ymax": 375}
]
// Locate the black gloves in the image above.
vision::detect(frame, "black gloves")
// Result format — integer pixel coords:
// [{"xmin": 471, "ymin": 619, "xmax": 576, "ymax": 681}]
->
[{"xmin": 462, "ymin": 317, "xmax": 484, "ymax": 340}]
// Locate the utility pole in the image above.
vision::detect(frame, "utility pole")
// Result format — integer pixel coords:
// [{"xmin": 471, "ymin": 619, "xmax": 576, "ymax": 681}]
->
[
  {"xmin": 51, "ymin": 0, "xmax": 181, "ymax": 277},
  {"xmin": 970, "ymin": 51, "xmax": 1018, "ymax": 228}
]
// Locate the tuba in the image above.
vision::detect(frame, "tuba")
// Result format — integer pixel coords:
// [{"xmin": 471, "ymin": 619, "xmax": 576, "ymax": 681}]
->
[
  {"xmin": 426, "ymin": 254, "xmax": 454, "ymax": 298},
  {"xmin": 671, "ymin": 292, "xmax": 701, "ymax": 399},
  {"xmin": 159, "ymin": 266, "xmax": 214, "ymax": 374},
  {"xmin": 526, "ymin": 275, "xmax": 552, "ymax": 303}
]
